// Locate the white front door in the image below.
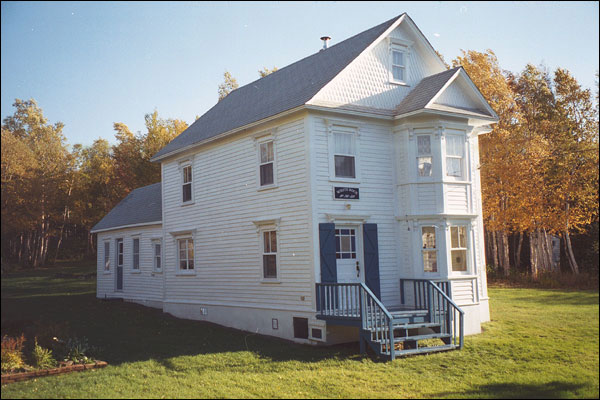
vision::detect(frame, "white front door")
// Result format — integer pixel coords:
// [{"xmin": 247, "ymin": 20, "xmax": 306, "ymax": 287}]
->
[{"xmin": 335, "ymin": 226, "xmax": 363, "ymax": 284}]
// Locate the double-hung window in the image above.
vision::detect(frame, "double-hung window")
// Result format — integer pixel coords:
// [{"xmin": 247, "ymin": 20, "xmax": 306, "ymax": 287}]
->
[
  {"xmin": 103, "ymin": 242, "xmax": 110, "ymax": 271},
  {"xmin": 262, "ymin": 230, "xmax": 278, "ymax": 279},
  {"xmin": 259, "ymin": 140, "xmax": 275, "ymax": 187},
  {"xmin": 333, "ymin": 130, "xmax": 356, "ymax": 179},
  {"xmin": 132, "ymin": 238, "xmax": 140, "ymax": 271},
  {"xmin": 178, "ymin": 237, "xmax": 194, "ymax": 271},
  {"xmin": 417, "ymin": 135, "xmax": 433, "ymax": 177},
  {"xmin": 450, "ymin": 226, "xmax": 468, "ymax": 272},
  {"xmin": 421, "ymin": 226, "xmax": 438, "ymax": 273},
  {"xmin": 391, "ymin": 46, "xmax": 408, "ymax": 84},
  {"xmin": 446, "ymin": 135, "xmax": 464, "ymax": 178},
  {"xmin": 153, "ymin": 240, "xmax": 162, "ymax": 272},
  {"xmin": 182, "ymin": 164, "xmax": 193, "ymax": 203}
]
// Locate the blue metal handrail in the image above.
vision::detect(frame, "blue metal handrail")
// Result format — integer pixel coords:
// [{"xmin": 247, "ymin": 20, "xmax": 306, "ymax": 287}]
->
[
  {"xmin": 399, "ymin": 279, "xmax": 464, "ymax": 349},
  {"xmin": 316, "ymin": 282, "xmax": 395, "ymax": 359}
]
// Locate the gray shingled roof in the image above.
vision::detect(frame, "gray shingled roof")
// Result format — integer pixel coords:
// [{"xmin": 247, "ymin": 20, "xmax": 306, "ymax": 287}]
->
[
  {"xmin": 91, "ymin": 183, "xmax": 162, "ymax": 232},
  {"xmin": 151, "ymin": 14, "xmax": 403, "ymax": 161},
  {"xmin": 395, "ymin": 67, "xmax": 461, "ymax": 115}
]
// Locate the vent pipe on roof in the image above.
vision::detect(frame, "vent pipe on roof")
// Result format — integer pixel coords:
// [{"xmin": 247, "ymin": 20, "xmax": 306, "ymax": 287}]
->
[{"xmin": 320, "ymin": 36, "xmax": 331, "ymax": 51}]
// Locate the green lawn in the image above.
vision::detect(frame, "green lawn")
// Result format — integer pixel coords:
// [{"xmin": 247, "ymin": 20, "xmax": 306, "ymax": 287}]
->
[{"xmin": 1, "ymin": 262, "xmax": 598, "ymax": 399}]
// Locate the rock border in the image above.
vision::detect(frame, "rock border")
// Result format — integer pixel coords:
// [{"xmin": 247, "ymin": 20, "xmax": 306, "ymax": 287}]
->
[{"xmin": 1, "ymin": 361, "xmax": 107, "ymax": 384}]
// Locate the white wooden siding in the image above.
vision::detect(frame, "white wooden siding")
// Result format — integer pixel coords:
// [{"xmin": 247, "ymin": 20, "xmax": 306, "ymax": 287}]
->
[
  {"xmin": 445, "ymin": 184, "xmax": 469, "ymax": 213},
  {"xmin": 310, "ymin": 24, "xmax": 444, "ymax": 111},
  {"xmin": 450, "ymin": 278, "xmax": 476, "ymax": 305},
  {"xmin": 311, "ymin": 115, "xmax": 400, "ymax": 306},
  {"xmin": 161, "ymin": 116, "xmax": 313, "ymax": 311},
  {"xmin": 96, "ymin": 224, "xmax": 163, "ymax": 301}
]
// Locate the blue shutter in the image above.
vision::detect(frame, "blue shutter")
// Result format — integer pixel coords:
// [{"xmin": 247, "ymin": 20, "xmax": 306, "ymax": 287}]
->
[
  {"xmin": 319, "ymin": 223, "xmax": 337, "ymax": 283},
  {"xmin": 363, "ymin": 223, "xmax": 381, "ymax": 299}
]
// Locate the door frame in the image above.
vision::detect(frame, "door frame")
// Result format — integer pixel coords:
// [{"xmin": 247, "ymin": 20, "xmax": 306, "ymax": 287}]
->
[{"xmin": 334, "ymin": 223, "xmax": 365, "ymax": 284}]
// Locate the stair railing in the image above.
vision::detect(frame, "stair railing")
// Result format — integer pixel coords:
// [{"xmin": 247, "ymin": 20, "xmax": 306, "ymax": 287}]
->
[
  {"xmin": 316, "ymin": 282, "xmax": 395, "ymax": 359},
  {"xmin": 400, "ymin": 279, "xmax": 464, "ymax": 349}
]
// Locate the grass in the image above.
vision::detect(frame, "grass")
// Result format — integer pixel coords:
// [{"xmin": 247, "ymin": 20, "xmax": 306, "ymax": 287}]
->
[{"xmin": 1, "ymin": 261, "xmax": 598, "ymax": 399}]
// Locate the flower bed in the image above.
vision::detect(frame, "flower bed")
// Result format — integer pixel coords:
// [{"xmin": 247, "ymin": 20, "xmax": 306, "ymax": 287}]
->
[{"xmin": 1, "ymin": 360, "xmax": 107, "ymax": 384}]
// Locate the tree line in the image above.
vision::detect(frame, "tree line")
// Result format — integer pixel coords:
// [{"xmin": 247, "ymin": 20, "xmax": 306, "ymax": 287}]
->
[
  {"xmin": 1, "ymin": 54, "xmax": 598, "ymax": 278},
  {"xmin": 1, "ymin": 103, "xmax": 187, "ymax": 267}
]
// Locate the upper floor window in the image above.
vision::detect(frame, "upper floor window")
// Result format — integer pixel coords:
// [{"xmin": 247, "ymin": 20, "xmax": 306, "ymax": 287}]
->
[
  {"xmin": 259, "ymin": 140, "xmax": 275, "ymax": 187},
  {"xmin": 103, "ymin": 241, "xmax": 110, "ymax": 271},
  {"xmin": 333, "ymin": 131, "xmax": 356, "ymax": 179},
  {"xmin": 450, "ymin": 226, "xmax": 468, "ymax": 272},
  {"xmin": 182, "ymin": 164, "xmax": 193, "ymax": 203},
  {"xmin": 132, "ymin": 238, "xmax": 140, "ymax": 270},
  {"xmin": 421, "ymin": 226, "xmax": 437, "ymax": 273},
  {"xmin": 446, "ymin": 135, "xmax": 464, "ymax": 178},
  {"xmin": 417, "ymin": 135, "xmax": 433, "ymax": 177}
]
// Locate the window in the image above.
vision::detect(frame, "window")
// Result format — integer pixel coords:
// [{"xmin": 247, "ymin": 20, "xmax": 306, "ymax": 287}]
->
[
  {"xmin": 103, "ymin": 242, "xmax": 110, "ymax": 271},
  {"xmin": 153, "ymin": 240, "xmax": 162, "ymax": 272},
  {"xmin": 262, "ymin": 230, "xmax": 277, "ymax": 279},
  {"xmin": 132, "ymin": 238, "xmax": 140, "ymax": 270},
  {"xmin": 178, "ymin": 238, "xmax": 194, "ymax": 270},
  {"xmin": 421, "ymin": 226, "xmax": 437, "ymax": 273},
  {"xmin": 117, "ymin": 239, "xmax": 124, "ymax": 267},
  {"xmin": 417, "ymin": 135, "xmax": 433, "ymax": 177},
  {"xmin": 391, "ymin": 48, "xmax": 407, "ymax": 83},
  {"xmin": 446, "ymin": 135, "xmax": 464, "ymax": 177},
  {"xmin": 335, "ymin": 229, "xmax": 356, "ymax": 259},
  {"xmin": 182, "ymin": 164, "xmax": 193, "ymax": 203},
  {"xmin": 259, "ymin": 140, "xmax": 275, "ymax": 186},
  {"xmin": 450, "ymin": 226, "xmax": 468, "ymax": 272},
  {"xmin": 333, "ymin": 131, "xmax": 356, "ymax": 179}
]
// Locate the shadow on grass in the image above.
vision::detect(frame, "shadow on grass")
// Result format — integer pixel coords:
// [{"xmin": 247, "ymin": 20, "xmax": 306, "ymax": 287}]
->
[
  {"xmin": 437, "ymin": 381, "xmax": 588, "ymax": 399},
  {"xmin": 1, "ymin": 290, "xmax": 365, "ymax": 369}
]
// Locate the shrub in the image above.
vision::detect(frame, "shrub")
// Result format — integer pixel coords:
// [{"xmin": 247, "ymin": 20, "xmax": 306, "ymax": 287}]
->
[
  {"xmin": 31, "ymin": 339, "xmax": 56, "ymax": 369},
  {"xmin": 1, "ymin": 334, "xmax": 26, "ymax": 372},
  {"xmin": 53, "ymin": 336, "xmax": 99, "ymax": 364}
]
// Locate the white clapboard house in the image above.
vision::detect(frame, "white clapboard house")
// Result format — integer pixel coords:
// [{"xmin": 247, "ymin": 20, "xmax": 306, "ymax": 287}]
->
[{"xmin": 92, "ymin": 13, "xmax": 498, "ymax": 360}]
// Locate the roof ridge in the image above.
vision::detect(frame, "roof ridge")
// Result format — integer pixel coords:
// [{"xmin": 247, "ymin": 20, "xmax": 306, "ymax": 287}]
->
[
  {"xmin": 151, "ymin": 14, "xmax": 404, "ymax": 161},
  {"xmin": 236, "ymin": 14, "xmax": 405, "ymax": 91}
]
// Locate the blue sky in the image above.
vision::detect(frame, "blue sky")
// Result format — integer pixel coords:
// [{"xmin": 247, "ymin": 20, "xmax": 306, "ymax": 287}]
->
[{"xmin": 2, "ymin": 1, "xmax": 598, "ymax": 147}]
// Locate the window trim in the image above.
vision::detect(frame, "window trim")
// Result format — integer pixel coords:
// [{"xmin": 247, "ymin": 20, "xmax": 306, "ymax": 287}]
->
[
  {"xmin": 445, "ymin": 134, "xmax": 465, "ymax": 179},
  {"xmin": 416, "ymin": 134, "xmax": 434, "ymax": 179},
  {"xmin": 328, "ymin": 124, "xmax": 361, "ymax": 183},
  {"xmin": 131, "ymin": 236, "xmax": 141, "ymax": 273},
  {"xmin": 449, "ymin": 225, "xmax": 470, "ymax": 274},
  {"xmin": 152, "ymin": 238, "xmax": 163, "ymax": 273},
  {"xmin": 103, "ymin": 240, "xmax": 111, "ymax": 274},
  {"xmin": 253, "ymin": 219, "xmax": 281, "ymax": 283},
  {"xmin": 420, "ymin": 225, "xmax": 439, "ymax": 274},
  {"xmin": 261, "ymin": 229, "xmax": 279, "ymax": 281},
  {"xmin": 256, "ymin": 137, "xmax": 278, "ymax": 190},
  {"xmin": 179, "ymin": 161, "xmax": 194, "ymax": 206},
  {"xmin": 176, "ymin": 236, "xmax": 196, "ymax": 275},
  {"xmin": 388, "ymin": 41, "xmax": 411, "ymax": 85}
]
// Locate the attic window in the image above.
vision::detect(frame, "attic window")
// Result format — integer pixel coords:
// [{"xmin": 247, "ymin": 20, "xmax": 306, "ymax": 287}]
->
[{"xmin": 390, "ymin": 44, "xmax": 409, "ymax": 85}]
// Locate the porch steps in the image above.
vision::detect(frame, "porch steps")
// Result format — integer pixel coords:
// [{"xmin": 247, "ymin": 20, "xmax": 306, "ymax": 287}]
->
[{"xmin": 365, "ymin": 309, "xmax": 456, "ymax": 357}]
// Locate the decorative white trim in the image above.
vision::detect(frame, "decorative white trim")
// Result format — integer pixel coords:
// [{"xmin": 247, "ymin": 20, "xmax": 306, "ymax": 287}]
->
[
  {"xmin": 252, "ymin": 217, "xmax": 281, "ymax": 232},
  {"xmin": 168, "ymin": 228, "xmax": 197, "ymax": 237},
  {"xmin": 325, "ymin": 213, "xmax": 370, "ymax": 223}
]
